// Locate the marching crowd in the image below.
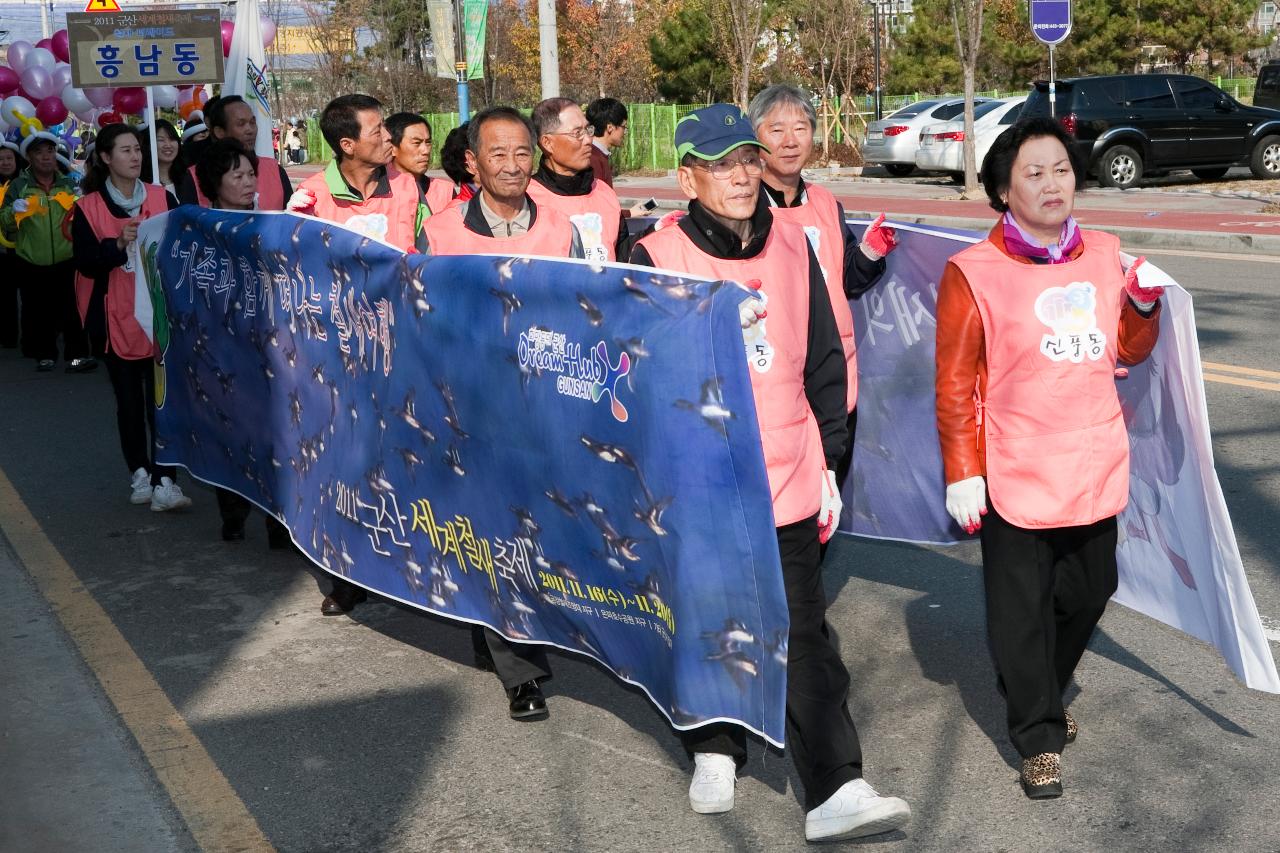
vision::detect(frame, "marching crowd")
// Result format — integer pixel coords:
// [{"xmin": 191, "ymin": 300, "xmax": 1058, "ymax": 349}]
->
[{"xmin": 0, "ymin": 83, "xmax": 1165, "ymax": 843}]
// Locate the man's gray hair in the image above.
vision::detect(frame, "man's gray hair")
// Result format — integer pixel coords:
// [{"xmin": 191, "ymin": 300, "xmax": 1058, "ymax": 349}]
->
[
  {"xmin": 747, "ymin": 85, "xmax": 818, "ymax": 131},
  {"xmin": 531, "ymin": 97, "xmax": 579, "ymax": 143}
]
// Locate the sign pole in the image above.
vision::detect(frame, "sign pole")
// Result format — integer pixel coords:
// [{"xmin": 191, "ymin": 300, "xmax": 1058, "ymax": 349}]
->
[
  {"xmin": 1029, "ymin": 0, "xmax": 1071, "ymax": 119},
  {"xmin": 1049, "ymin": 45, "xmax": 1056, "ymax": 119},
  {"xmin": 145, "ymin": 85, "xmax": 160, "ymax": 185}
]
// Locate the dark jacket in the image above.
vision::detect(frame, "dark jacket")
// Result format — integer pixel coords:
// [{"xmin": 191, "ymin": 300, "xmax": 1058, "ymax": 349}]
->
[{"xmin": 629, "ymin": 196, "xmax": 848, "ymax": 468}]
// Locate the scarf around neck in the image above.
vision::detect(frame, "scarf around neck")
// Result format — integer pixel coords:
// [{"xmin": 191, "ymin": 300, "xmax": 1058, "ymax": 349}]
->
[
  {"xmin": 106, "ymin": 177, "xmax": 147, "ymax": 217},
  {"xmin": 1002, "ymin": 211, "xmax": 1081, "ymax": 263}
]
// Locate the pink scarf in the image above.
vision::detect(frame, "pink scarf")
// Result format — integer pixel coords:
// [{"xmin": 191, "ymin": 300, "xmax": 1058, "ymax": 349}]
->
[{"xmin": 1001, "ymin": 212, "xmax": 1081, "ymax": 263}]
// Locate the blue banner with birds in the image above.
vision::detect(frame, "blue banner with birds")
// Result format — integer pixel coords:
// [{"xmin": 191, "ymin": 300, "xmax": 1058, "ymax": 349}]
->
[{"xmin": 140, "ymin": 207, "xmax": 794, "ymax": 744}]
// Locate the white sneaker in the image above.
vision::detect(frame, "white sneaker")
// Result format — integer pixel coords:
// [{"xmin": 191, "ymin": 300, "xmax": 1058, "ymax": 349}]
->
[
  {"xmin": 689, "ymin": 752, "xmax": 736, "ymax": 814},
  {"xmin": 130, "ymin": 468, "xmax": 153, "ymax": 504},
  {"xmin": 804, "ymin": 778, "xmax": 910, "ymax": 842},
  {"xmin": 150, "ymin": 477, "xmax": 192, "ymax": 512}
]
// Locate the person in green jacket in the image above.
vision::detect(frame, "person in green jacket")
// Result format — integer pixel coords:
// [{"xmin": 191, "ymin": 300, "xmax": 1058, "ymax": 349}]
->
[{"xmin": 0, "ymin": 132, "xmax": 95, "ymax": 372}]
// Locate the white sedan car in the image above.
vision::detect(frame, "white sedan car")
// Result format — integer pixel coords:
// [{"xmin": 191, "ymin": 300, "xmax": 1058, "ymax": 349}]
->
[
  {"xmin": 914, "ymin": 96, "xmax": 1027, "ymax": 180},
  {"xmin": 861, "ymin": 97, "xmax": 992, "ymax": 176}
]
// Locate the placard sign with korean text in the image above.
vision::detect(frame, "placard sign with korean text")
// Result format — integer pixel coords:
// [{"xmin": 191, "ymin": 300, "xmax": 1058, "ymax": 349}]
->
[{"xmin": 67, "ymin": 8, "xmax": 224, "ymax": 88}]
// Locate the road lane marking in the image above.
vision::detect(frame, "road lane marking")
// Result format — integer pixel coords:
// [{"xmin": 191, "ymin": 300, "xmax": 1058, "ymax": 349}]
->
[
  {"xmin": 1202, "ymin": 373, "xmax": 1280, "ymax": 393},
  {"xmin": 1202, "ymin": 361, "xmax": 1280, "ymax": 380},
  {"xmin": 0, "ymin": 468, "xmax": 275, "ymax": 853}
]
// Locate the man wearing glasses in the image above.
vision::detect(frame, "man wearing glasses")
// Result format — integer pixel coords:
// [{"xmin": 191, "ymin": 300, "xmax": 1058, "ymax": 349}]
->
[
  {"xmin": 527, "ymin": 98, "xmax": 626, "ymax": 262},
  {"xmin": 629, "ymin": 104, "xmax": 912, "ymax": 843}
]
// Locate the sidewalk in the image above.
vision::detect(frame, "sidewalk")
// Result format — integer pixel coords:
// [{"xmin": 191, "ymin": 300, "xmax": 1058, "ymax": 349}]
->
[
  {"xmin": 0, "ymin": 532, "xmax": 192, "ymax": 853},
  {"xmin": 282, "ymin": 162, "xmax": 1280, "ymax": 255}
]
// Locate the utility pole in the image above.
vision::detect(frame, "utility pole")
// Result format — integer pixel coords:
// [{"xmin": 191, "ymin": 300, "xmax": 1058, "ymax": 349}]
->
[
  {"xmin": 538, "ymin": 0, "xmax": 559, "ymax": 98},
  {"xmin": 871, "ymin": 0, "xmax": 883, "ymax": 120}
]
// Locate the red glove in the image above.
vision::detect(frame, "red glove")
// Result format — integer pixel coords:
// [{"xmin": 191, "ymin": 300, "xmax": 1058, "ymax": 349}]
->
[
  {"xmin": 860, "ymin": 213, "xmax": 898, "ymax": 260},
  {"xmin": 287, "ymin": 188, "xmax": 317, "ymax": 214},
  {"xmin": 655, "ymin": 210, "xmax": 685, "ymax": 231},
  {"xmin": 1123, "ymin": 256, "xmax": 1164, "ymax": 311}
]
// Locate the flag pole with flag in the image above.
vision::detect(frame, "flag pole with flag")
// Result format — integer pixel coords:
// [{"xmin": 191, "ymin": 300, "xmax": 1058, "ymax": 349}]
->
[{"xmin": 223, "ymin": 0, "xmax": 275, "ymax": 159}]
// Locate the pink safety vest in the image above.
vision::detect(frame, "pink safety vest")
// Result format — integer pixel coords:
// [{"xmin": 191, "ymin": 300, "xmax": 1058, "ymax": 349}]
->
[
  {"xmin": 187, "ymin": 157, "xmax": 285, "ymax": 210},
  {"xmin": 636, "ymin": 221, "xmax": 826, "ymax": 527},
  {"xmin": 526, "ymin": 176, "xmax": 621, "ymax": 262},
  {"xmin": 424, "ymin": 176, "xmax": 455, "ymax": 216},
  {"xmin": 300, "ymin": 166, "xmax": 422, "ymax": 252},
  {"xmin": 769, "ymin": 183, "xmax": 858, "ymax": 411},
  {"xmin": 74, "ymin": 185, "xmax": 171, "ymax": 360},
  {"xmin": 951, "ymin": 229, "xmax": 1131, "ymax": 529},
  {"xmin": 423, "ymin": 199, "xmax": 576, "ymax": 257}
]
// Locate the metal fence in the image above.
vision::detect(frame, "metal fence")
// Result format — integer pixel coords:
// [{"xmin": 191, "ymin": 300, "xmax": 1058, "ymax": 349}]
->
[{"xmin": 300, "ymin": 76, "xmax": 1264, "ymax": 173}]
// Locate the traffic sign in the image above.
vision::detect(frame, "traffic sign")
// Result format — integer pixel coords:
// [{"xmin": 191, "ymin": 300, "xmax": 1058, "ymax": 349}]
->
[
  {"xmin": 84, "ymin": 0, "xmax": 121, "ymax": 10},
  {"xmin": 1029, "ymin": 0, "xmax": 1071, "ymax": 45}
]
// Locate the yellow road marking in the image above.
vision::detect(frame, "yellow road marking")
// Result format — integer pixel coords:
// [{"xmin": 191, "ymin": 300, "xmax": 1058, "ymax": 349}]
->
[
  {"xmin": 1202, "ymin": 373, "xmax": 1280, "ymax": 393},
  {"xmin": 0, "ymin": 468, "xmax": 274, "ymax": 853},
  {"xmin": 1202, "ymin": 361, "xmax": 1280, "ymax": 381}
]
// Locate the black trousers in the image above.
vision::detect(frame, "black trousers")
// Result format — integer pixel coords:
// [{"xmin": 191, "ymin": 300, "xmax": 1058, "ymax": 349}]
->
[
  {"xmin": 682, "ymin": 516, "xmax": 862, "ymax": 812},
  {"xmin": 16, "ymin": 258, "xmax": 88, "ymax": 362},
  {"xmin": 819, "ymin": 407, "xmax": 859, "ymax": 564},
  {"xmin": 216, "ymin": 488, "xmax": 290, "ymax": 539},
  {"xmin": 0, "ymin": 252, "xmax": 18, "ymax": 348},
  {"xmin": 979, "ymin": 502, "xmax": 1118, "ymax": 758},
  {"xmin": 104, "ymin": 352, "xmax": 174, "ymax": 485},
  {"xmin": 471, "ymin": 625, "xmax": 552, "ymax": 690}
]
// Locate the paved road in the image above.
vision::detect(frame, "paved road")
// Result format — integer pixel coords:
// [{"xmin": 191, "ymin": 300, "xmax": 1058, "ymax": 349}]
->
[{"xmin": 0, "ymin": 247, "xmax": 1277, "ymax": 853}]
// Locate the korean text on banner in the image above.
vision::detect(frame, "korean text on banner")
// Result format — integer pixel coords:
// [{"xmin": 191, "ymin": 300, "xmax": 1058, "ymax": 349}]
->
[
  {"xmin": 427, "ymin": 0, "xmax": 457, "ymax": 78},
  {"xmin": 67, "ymin": 8, "xmax": 224, "ymax": 88},
  {"xmin": 463, "ymin": 0, "xmax": 488, "ymax": 80}
]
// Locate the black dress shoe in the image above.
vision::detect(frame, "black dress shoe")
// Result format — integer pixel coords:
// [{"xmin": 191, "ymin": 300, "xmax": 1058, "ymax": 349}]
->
[
  {"xmin": 221, "ymin": 519, "xmax": 246, "ymax": 541},
  {"xmin": 507, "ymin": 680, "xmax": 549, "ymax": 721},
  {"xmin": 321, "ymin": 582, "xmax": 368, "ymax": 615}
]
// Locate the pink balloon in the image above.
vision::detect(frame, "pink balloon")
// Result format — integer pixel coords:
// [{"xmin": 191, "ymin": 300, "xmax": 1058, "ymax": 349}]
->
[
  {"xmin": 85, "ymin": 86, "xmax": 115, "ymax": 108},
  {"xmin": 112, "ymin": 86, "xmax": 146, "ymax": 115},
  {"xmin": 52, "ymin": 64, "xmax": 73, "ymax": 92},
  {"xmin": 36, "ymin": 38, "xmax": 53, "ymax": 52},
  {"xmin": 7, "ymin": 41, "xmax": 34, "ymax": 73},
  {"xmin": 221, "ymin": 20, "xmax": 235, "ymax": 57},
  {"xmin": 0, "ymin": 67, "xmax": 18, "ymax": 95},
  {"xmin": 195, "ymin": 88, "xmax": 208, "ymax": 105},
  {"xmin": 260, "ymin": 16, "xmax": 277, "ymax": 48},
  {"xmin": 36, "ymin": 96, "xmax": 68, "ymax": 126},
  {"xmin": 21, "ymin": 66, "xmax": 58, "ymax": 101},
  {"xmin": 96, "ymin": 109, "xmax": 123, "ymax": 128},
  {"xmin": 50, "ymin": 30, "xmax": 71, "ymax": 64}
]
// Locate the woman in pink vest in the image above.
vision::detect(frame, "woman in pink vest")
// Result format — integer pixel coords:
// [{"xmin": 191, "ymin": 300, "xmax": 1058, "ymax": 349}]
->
[
  {"xmin": 631, "ymin": 104, "xmax": 912, "ymax": 844},
  {"xmin": 71, "ymin": 124, "xmax": 191, "ymax": 512},
  {"xmin": 935, "ymin": 117, "xmax": 1163, "ymax": 798}
]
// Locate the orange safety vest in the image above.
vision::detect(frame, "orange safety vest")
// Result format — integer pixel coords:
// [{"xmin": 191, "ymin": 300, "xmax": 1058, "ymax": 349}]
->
[
  {"xmin": 636, "ymin": 221, "xmax": 826, "ymax": 527},
  {"xmin": 187, "ymin": 157, "xmax": 285, "ymax": 210},
  {"xmin": 950, "ymin": 230, "xmax": 1131, "ymax": 529},
  {"xmin": 768, "ymin": 183, "xmax": 858, "ymax": 411},
  {"xmin": 423, "ymin": 199, "xmax": 576, "ymax": 257},
  {"xmin": 74, "ymin": 185, "xmax": 170, "ymax": 360},
  {"xmin": 299, "ymin": 166, "xmax": 421, "ymax": 252},
  {"xmin": 526, "ymin": 177, "xmax": 621, "ymax": 262}
]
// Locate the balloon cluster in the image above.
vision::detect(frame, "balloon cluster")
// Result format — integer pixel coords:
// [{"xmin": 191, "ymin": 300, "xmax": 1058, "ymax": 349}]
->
[{"xmin": 0, "ymin": 15, "xmax": 278, "ymax": 138}]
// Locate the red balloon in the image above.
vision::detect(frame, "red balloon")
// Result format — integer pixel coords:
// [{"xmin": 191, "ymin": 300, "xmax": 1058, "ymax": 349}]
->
[
  {"xmin": 36, "ymin": 38, "xmax": 53, "ymax": 52},
  {"xmin": 35, "ymin": 96, "xmax": 68, "ymax": 126},
  {"xmin": 112, "ymin": 86, "xmax": 146, "ymax": 115},
  {"xmin": 0, "ymin": 66, "xmax": 17, "ymax": 95},
  {"xmin": 96, "ymin": 109, "xmax": 122, "ymax": 128},
  {"xmin": 50, "ymin": 30, "xmax": 70, "ymax": 64},
  {"xmin": 220, "ymin": 20, "xmax": 235, "ymax": 58}
]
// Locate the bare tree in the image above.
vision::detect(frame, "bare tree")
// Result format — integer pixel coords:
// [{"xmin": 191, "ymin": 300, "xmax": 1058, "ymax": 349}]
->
[
  {"xmin": 793, "ymin": 0, "xmax": 874, "ymax": 152},
  {"xmin": 950, "ymin": 0, "xmax": 985, "ymax": 193},
  {"xmin": 709, "ymin": 0, "xmax": 766, "ymax": 108}
]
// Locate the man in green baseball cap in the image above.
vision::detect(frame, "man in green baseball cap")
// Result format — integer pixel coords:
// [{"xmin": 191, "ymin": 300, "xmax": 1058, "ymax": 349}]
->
[{"xmin": 630, "ymin": 103, "xmax": 912, "ymax": 842}]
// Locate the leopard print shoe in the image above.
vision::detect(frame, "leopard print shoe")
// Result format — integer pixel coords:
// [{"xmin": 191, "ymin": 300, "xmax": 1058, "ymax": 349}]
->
[
  {"xmin": 1021, "ymin": 752, "xmax": 1063, "ymax": 799},
  {"xmin": 1065, "ymin": 709, "xmax": 1077, "ymax": 745}
]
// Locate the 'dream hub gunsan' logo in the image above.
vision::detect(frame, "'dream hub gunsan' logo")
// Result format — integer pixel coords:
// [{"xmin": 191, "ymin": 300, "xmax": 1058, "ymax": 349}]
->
[{"xmin": 517, "ymin": 327, "xmax": 631, "ymax": 422}]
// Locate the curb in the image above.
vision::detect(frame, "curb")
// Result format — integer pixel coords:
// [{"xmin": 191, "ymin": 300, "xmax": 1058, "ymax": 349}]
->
[{"xmin": 618, "ymin": 196, "xmax": 1280, "ymax": 257}]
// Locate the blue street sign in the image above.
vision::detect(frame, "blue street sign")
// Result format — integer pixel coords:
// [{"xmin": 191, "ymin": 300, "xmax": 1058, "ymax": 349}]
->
[{"xmin": 1030, "ymin": 0, "xmax": 1072, "ymax": 45}]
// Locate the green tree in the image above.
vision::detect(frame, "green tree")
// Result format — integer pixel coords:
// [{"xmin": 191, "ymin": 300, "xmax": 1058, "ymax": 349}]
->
[
  {"xmin": 1054, "ymin": 0, "xmax": 1140, "ymax": 76},
  {"xmin": 1143, "ymin": 0, "xmax": 1264, "ymax": 73},
  {"xmin": 649, "ymin": 0, "xmax": 732, "ymax": 102}
]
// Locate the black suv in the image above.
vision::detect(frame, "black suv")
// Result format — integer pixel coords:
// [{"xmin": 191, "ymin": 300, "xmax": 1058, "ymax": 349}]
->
[{"xmin": 1022, "ymin": 74, "xmax": 1280, "ymax": 188}]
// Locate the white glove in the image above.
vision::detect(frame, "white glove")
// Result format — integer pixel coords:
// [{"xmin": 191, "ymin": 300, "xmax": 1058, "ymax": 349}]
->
[
  {"xmin": 12, "ymin": 198, "xmax": 29, "ymax": 214},
  {"xmin": 945, "ymin": 475, "xmax": 987, "ymax": 534},
  {"xmin": 818, "ymin": 469, "xmax": 842, "ymax": 543},
  {"xmin": 287, "ymin": 188, "xmax": 317, "ymax": 213}
]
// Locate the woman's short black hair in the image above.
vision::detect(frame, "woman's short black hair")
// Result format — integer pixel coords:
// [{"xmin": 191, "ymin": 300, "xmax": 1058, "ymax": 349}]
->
[
  {"xmin": 981, "ymin": 116, "xmax": 1087, "ymax": 212},
  {"xmin": 195, "ymin": 139, "xmax": 258, "ymax": 206},
  {"xmin": 440, "ymin": 121, "xmax": 472, "ymax": 186}
]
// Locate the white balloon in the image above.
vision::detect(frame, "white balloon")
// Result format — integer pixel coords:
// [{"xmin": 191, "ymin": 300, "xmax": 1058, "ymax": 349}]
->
[
  {"xmin": 0, "ymin": 112, "xmax": 9, "ymax": 133},
  {"xmin": 151, "ymin": 84, "xmax": 179, "ymax": 109},
  {"xmin": 26, "ymin": 46, "xmax": 56, "ymax": 72},
  {"xmin": 61, "ymin": 84, "xmax": 93, "ymax": 115},
  {"xmin": 2, "ymin": 94, "xmax": 36, "ymax": 126}
]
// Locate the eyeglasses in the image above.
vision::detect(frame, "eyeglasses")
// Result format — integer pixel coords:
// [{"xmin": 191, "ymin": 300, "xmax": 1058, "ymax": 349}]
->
[
  {"xmin": 548, "ymin": 125, "xmax": 595, "ymax": 141},
  {"xmin": 692, "ymin": 155, "xmax": 764, "ymax": 179}
]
